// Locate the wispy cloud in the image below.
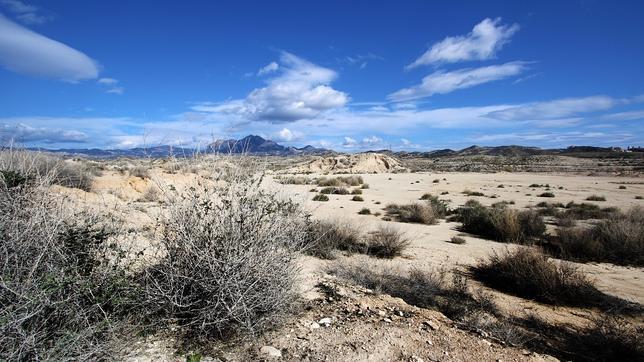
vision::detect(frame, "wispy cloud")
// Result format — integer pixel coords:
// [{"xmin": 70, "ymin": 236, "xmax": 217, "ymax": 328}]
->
[
  {"xmin": 257, "ymin": 61, "xmax": 279, "ymax": 76},
  {"xmin": 97, "ymin": 77, "xmax": 124, "ymax": 94},
  {"xmin": 0, "ymin": 14, "xmax": 99, "ymax": 81},
  {"xmin": 389, "ymin": 61, "xmax": 528, "ymax": 101},
  {"xmin": 486, "ymin": 96, "xmax": 617, "ymax": 121},
  {"xmin": 407, "ymin": 17, "xmax": 519, "ymax": 69},
  {"xmin": 0, "ymin": 0, "xmax": 50, "ymax": 25},
  {"xmin": 602, "ymin": 109, "xmax": 644, "ymax": 121},
  {"xmin": 469, "ymin": 131, "xmax": 633, "ymax": 144},
  {"xmin": 190, "ymin": 52, "xmax": 349, "ymax": 123}
]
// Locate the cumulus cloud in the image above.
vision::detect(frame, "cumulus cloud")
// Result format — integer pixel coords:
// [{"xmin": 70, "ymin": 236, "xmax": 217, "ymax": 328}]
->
[
  {"xmin": 486, "ymin": 96, "xmax": 616, "ymax": 121},
  {"xmin": 0, "ymin": 14, "xmax": 99, "ymax": 81},
  {"xmin": 407, "ymin": 17, "xmax": 519, "ymax": 69},
  {"xmin": 191, "ymin": 52, "xmax": 349, "ymax": 123},
  {"xmin": 0, "ymin": 0, "xmax": 49, "ymax": 24},
  {"xmin": 257, "ymin": 61, "xmax": 279, "ymax": 76},
  {"xmin": 0, "ymin": 123, "xmax": 88, "ymax": 144},
  {"xmin": 389, "ymin": 61, "xmax": 528, "ymax": 101},
  {"xmin": 274, "ymin": 127, "xmax": 303, "ymax": 142},
  {"xmin": 342, "ymin": 135, "xmax": 384, "ymax": 148}
]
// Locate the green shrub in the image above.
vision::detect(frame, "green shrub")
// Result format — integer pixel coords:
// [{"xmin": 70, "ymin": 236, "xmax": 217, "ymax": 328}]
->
[
  {"xmin": 458, "ymin": 200, "xmax": 544, "ymax": 243},
  {"xmin": 313, "ymin": 193, "xmax": 329, "ymax": 201}
]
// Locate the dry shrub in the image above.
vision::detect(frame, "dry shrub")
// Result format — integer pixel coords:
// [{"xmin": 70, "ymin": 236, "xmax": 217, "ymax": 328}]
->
[
  {"xmin": 305, "ymin": 220, "xmax": 364, "ymax": 258},
  {"xmin": 312, "ymin": 193, "xmax": 329, "ymax": 201},
  {"xmin": 351, "ymin": 195, "xmax": 364, "ymax": 201},
  {"xmin": 129, "ymin": 165, "xmax": 150, "ymax": 179},
  {"xmin": 458, "ymin": 200, "xmax": 544, "ymax": 243},
  {"xmin": 139, "ymin": 186, "xmax": 160, "ymax": 202},
  {"xmin": 365, "ymin": 226, "xmax": 409, "ymax": 258},
  {"xmin": 358, "ymin": 208, "xmax": 371, "ymax": 215},
  {"xmin": 555, "ymin": 206, "xmax": 644, "ymax": 265},
  {"xmin": 316, "ymin": 175, "xmax": 364, "ymax": 187},
  {"xmin": 351, "ymin": 188, "xmax": 362, "ymax": 195},
  {"xmin": 449, "ymin": 236, "xmax": 466, "ymax": 244},
  {"xmin": 586, "ymin": 195, "xmax": 606, "ymax": 201},
  {"xmin": 320, "ymin": 186, "xmax": 349, "ymax": 195},
  {"xmin": 384, "ymin": 202, "xmax": 437, "ymax": 224},
  {"xmin": 537, "ymin": 192, "xmax": 555, "ymax": 198},
  {"xmin": 0, "ymin": 159, "xmax": 137, "ymax": 360},
  {"xmin": 0, "ymin": 149, "xmax": 94, "ymax": 191},
  {"xmin": 141, "ymin": 170, "xmax": 307, "ymax": 339},
  {"xmin": 562, "ymin": 201, "xmax": 618, "ymax": 220},
  {"xmin": 278, "ymin": 176, "xmax": 311, "ymax": 185},
  {"xmin": 471, "ymin": 248, "xmax": 627, "ymax": 308}
]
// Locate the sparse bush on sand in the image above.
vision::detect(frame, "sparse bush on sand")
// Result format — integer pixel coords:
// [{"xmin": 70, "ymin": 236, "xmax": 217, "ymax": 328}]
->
[
  {"xmin": 471, "ymin": 248, "xmax": 629, "ymax": 308},
  {"xmin": 537, "ymin": 192, "xmax": 555, "ymax": 198},
  {"xmin": 358, "ymin": 207, "xmax": 371, "ymax": 215},
  {"xmin": 316, "ymin": 175, "xmax": 364, "ymax": 187},
  {"xmin": 555, "ymin": 206, "xmax": 644, "ymax": 266},
  {"xmin": 449, "ymin": 236, "xmax": 466, "ymax": 244},
  {"xmin": 305, "ymin": 220, "xmax": 364, "ymax": 259},
  {"xmin": 384, "ymin": 202, "xmax": 437, "ymax": 224},
  {"xmin": 586, "ymin": 195, "xmax": 606, "ymax": 201},
  {"xmin": 351, "ymin": 188, "xmax": 363, "ymax": 195},
  {"xmin": 313, "ymin": 193, "xmax": 329, "ymax": 201},
  {"xmin": 351, "ymin": 195, "xmax": 364, "ymax": 201},
  {"xmin": 129, "ymin": 165, "xmax": 150, "ymax": 179},
  {"xmin": 457, "ymin": 200, "xmax": 545, "ymax": 243},
  {"xmin": 365, "ymin": 226, "xmax": 409, "ymax": 258}
]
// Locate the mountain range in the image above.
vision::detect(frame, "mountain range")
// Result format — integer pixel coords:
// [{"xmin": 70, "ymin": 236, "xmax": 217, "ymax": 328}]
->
[{"xmin": 28, "ymin": 136, "xmax": 641, "ymax": 159}]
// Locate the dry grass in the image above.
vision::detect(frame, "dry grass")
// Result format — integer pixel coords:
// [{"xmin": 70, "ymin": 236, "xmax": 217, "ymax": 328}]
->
[
  {"xmin": 384, "ymin": 202, "xmax": 437, "ymax": 224},
  {"xmin": 316, "ymin": 175, "xmax": 364, "ymax": 187},
  {"xmin": 365, "ymin": 226, "xmax": 409, "ymax": 258},
  {"xmin": 471, "ymin": 248, "xmax": 633, "ymax": 309},
  {"xmin": 586, "ymin": 195, "xmax": 607, "ymax": 201},
  {"xmin": 458, "ymin": 200, "xmax": 545, "ymax": 243},
  {"xmin": 312, "ymin": 193, "xmax": 329, "ymax": 201},
  {"xmin": 555, "ymin": 206, "xmax": 644, "ymax": 266}
]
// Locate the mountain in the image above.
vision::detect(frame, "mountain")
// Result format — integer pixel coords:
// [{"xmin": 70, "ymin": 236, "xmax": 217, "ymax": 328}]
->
[
  {"xmin": 32, "ymin": 135, "xmax": 331, "ymax": 158},
  {"xmin": 392, "ymin": 145, "xmax": 634, "ymax": 159}
]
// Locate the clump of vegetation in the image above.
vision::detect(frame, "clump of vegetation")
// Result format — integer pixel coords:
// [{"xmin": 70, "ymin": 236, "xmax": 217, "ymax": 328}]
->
[
  {"xmin": 471, "ymin": 248, "xmax": 626, "ymax": 308},
  {"xmin": 554, "ymin": 206, "xmax": 644, "ymax": 266},
  {"xmin": 316, "ymin": 175, "xmax": 364, "ymax": 187},
  {"xmin": 129, "ymin": 165, "xmax": 150, "ymax": 179},
  {"xmin": 358, "ymin": 208, "xmax": 371, "ymax": 215},
  {"xmin": 0, "ymin": 152, "xmax": 139, "ymax": 360},
  {"xmin": 497, "ymin": 184, "xmax": 505, "ymax": 188},
  {"xmin": 320, "ymin": 186, "xmax": 350, "ymax": 195},
  {"xmin": 440, "ymin": 191, "xmax": 449, "ymax": 195},
  {"xmin": 365, "ymin": 226, "xmax": 409, "ymax": 258},
  {"xmin": 351, "ymin": 195, "xmax": 364, "ymax": 201},
  {"xmin": 462, "ymin": 189, "xmax": 484, "ymax": 196},
  {"xmin": 433, "ymin": 178, "xmax": 440, "ymax": 183},
  {"xmin": 586, "ymin": 195, "xmax": 606, "ymax": 201},
  {"xmin": 351, "ymin": 188, "xmax": 362, "ymax": 195},
  {"xmin": 384, "ymin": 202, "xmax": 437, "ymax": 224},
  {"xmin": 635, "ymin": 196, "xmax": 642, "ymax": 200},
  {"xmin": 537, "ymin": 192, "xmax": 555, "ymax": 198},
  {"xmin": 313, "ymin": 193, "xmax": 329, "ymax": 201},
  {"xmin": 139, "ymin": 185, "xmax": 160, "ymax": 202},
  {"xmin": 529, "ymin": 183, "xmax": 549, "ymax": 188},
  {"xmin": 278, "ymin": 176, "xmax": 311, "ymax": 184},
  {"xmin": 618, "ymin": 185, "xmax": 627, "ymax": 189},
  {"xmin": 448, "ymin": 236, "xmax": 466, "ymax": 245},
  {"xmin": 305, "ymin": 220, "xmax": 363, "ymax": 259},
  {"xmin": 561, "ymin": 201, "xmax": 618, "ymax": 220},
  {"xmin": 457, "ymin": 200, "xmax": 545, "ymax": 243},
  {"xmin": 360, "ymin": 183, "xmax": 369, "ymax": 189}
]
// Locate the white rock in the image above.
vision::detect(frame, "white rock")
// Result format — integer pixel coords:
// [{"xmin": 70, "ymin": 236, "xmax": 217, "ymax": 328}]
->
[
  {"xmin": 318, "ymin": 317, "xmax": 333, "ymax": 327},
  {"xmin": 259, "ymin": 346, "xmax": 282, "ymax": 358}
]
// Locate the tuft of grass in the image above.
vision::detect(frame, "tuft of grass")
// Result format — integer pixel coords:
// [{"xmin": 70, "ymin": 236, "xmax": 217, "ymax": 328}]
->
[
  {"xmin": 471, "ymin": 248, "xmax": 627, "ymax": 308},
  {"xmin": 448, "ymin": 236, "xmax": 466, "ymax": 245},
  {"xmin": 586, "ymin": 195, "xmax": 606, "ymax": 201},
  {"xmin": 462, "ymin": 189, "xmax": 484, "ymax": 196},
  {"xmin": 351, "ymin": 188, "xmax": 363, "ymax": 195},
  {"xmin": 562, "ymin": 201, "xmax": 618, "ymax": 220},
  {"xmin": 351, "ymin": 195, "xmax": 364, "ymax": 202},
  {"xmin": 358, "ymin": 208, "xmax": 371, "ymax": 215},
  {"xmin": 316, "ymin": 176, "xmax": 364, "ymax": 187}
]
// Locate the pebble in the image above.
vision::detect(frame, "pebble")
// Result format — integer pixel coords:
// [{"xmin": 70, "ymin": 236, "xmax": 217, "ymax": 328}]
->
[{"xmin": 318, "ymin": 317, "xmax": 333, "ymax": 327}]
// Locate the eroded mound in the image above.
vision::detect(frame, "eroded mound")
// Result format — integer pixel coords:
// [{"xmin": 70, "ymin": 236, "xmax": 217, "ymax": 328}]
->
[{"xmin": 290, "ymin": 153, "xmax": 407, "ymax": 174}]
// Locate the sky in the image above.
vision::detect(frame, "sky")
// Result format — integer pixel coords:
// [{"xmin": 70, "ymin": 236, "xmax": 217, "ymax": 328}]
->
[{"xmin": 1, "ymin": 0, "xmax": 643, "ymax": 151}]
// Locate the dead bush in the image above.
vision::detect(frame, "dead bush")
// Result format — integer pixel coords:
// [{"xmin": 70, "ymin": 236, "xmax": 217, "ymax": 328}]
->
[
  {"xmin": 384, "ymin": 202, "xmax": 437, "ymax": 224},
  {"xmin": 471, "ymin": 248, "xmax": 630, "ymax": 308},
  {"xmin": 305, "ymin": 220, "xmax": 365, "ymax": 258},
  {"xmin": 140, "ymin": 169, "xmax": 307, "ymax": 339}
]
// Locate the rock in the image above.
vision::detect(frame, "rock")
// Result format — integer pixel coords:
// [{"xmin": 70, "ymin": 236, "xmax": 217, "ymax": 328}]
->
[
  {"xmin": 259, "ymin": 346, "xmax": 282, "ymax": 358},
  {"xmin": 308, "ymin": 321, "xmax": 321, "ymax": 329},
  {"xmin": 377, "ymin": 310, "xmax": 387, "ymax": 317},
  {"xmin": 318, "ymin": 317, "xmax": 333, "ymax": 327},
  {"xmin": 423, "ymin": 320, "xmax": 440, "ymax": 331},
  {"xmin": 383, "ymin": 318, "xmax": 392, "ymax": 323}
]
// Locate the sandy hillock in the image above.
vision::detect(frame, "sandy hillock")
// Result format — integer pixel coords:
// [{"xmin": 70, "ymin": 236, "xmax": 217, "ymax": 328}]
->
[{"xmin": 289, "ymin": 152, "xmax": 407, "ymax": 174}]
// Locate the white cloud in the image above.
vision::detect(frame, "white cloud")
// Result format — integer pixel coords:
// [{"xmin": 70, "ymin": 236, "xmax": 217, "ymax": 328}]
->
[
  {"xmin": 342, "ymin": 136, "xmax": 357, "ymax": 147},
  {"xmin": 401, "ymin": 138, "xmax": 411, "ymax": 145},
  {"xmin": 97, "ymin": 77, "xmax": 124, "ymax": 94},
  {"xmin": 275, "ymin": 127, "xmax": 303, "ymax": 142},
  {"xmin": 0, "ymin": 14, "xmax": 99, "ymax": 81},
  {"xmin": 389, "ymin": 61, "xmax": 528, "ymax": 101},
  {"xmin": 191, "ymin": 52, "xmax": 349, "ymax": 123},
  {"xmin": 342, "ymin": 135, "xmax": 384, "ymax": 148},
  {"xmin": 0, "ymin": 0, "xmax": 49, "ymax": 24},
  {"xmin": 602, "ymin": 109, "xmax": 644, "ymax": 121},
  {"xmin": 407, "ymin": 17, "xmax": 519, "ymax": 69},
  {"xmin": 469, "ymin": 131, "xmax": 633, "ymax": 144},
  {"xmin": 486, "ymin": 96, "xmax": 616, "ymax": 121},
  {"xmin": 257, "ymin": 61, "xmax": 279, "ymax": 76},
  {"xmin": 0, "ymin": 122, "xmax": 88, "ymax": 144}
]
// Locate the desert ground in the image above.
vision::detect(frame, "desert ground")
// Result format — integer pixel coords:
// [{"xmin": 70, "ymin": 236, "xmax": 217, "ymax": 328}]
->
[{"xmin": 2, "ymin": 152, "xmax": 643, "ymax": 361}]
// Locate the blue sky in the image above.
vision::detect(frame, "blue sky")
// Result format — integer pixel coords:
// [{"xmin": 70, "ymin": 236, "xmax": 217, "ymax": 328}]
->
[{"xmin": 1, "ymin": 0, "xmax": 643, "ymax": 150}]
